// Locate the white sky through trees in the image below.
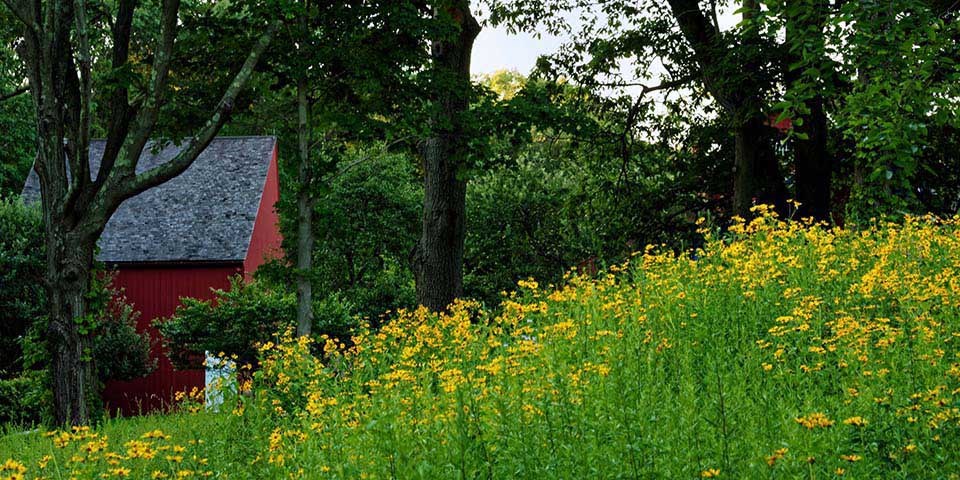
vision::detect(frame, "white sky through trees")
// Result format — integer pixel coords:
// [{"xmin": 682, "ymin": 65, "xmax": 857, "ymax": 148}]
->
[
  {"xmin": 472, "ymin": 7, "xmax": 739, "ymax": 77},
  {"xmin": 472, "ymin": 24, "xmax": 566, "ymax": 75}
]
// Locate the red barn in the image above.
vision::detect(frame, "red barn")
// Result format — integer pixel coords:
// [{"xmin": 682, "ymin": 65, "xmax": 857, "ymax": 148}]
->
[{"xmin": 24, "ymin": 136, "xmax": 282, "ymax": 416}]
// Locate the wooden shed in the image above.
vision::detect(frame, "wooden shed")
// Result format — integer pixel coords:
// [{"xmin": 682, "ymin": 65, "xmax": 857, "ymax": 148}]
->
[{"xmin": 23, "ymin": 136, "xmax": 282, "ymax": 415}]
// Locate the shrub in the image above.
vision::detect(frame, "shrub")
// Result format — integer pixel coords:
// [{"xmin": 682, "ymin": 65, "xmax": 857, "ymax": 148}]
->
[
  {"xmin": 156, "ymin": 277, "xmax": 299, "ymax": 369},
  {"xmin": 157, "ymin": 276, "xmax": 364, "ymax": 370},
  {"xmin": 0, "ymin": 198, "xmax": 44, "ymax": 378},
  {"xmin": 465, "ymin": 159, "xmax": 593, "ymax": 303},
  {"xmin": 0, "ymin": 371, "xmax": 45, "ymax": 427},
  {"xmin": 93, "ymin": 289, "xmax": 155, "ymax": 383},
  {"xmin": 20, "ymin": 274, "xmax": 155, "ymax": 384}
]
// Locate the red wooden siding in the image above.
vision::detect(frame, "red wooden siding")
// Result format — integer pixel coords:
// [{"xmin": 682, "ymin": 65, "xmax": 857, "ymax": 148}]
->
[
  {"xmin": 244, "ymin": 145, "xmax": 282, "ymax": 276},
  {"xmin": 103, "ymin": 264, "xmax": 241, "ymax": 416}
]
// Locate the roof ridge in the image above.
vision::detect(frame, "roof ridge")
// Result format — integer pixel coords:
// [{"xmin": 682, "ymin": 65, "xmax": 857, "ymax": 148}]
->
[{"xmin": 87, "ymin": 135, "xmax": 278, "ymax": 142}]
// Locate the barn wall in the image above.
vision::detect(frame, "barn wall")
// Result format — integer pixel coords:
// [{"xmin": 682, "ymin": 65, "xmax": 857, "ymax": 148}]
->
[
  {"xmin": 102, "ymin": 264, "xmax": 242, "ymax": 416},
  {"xmin": 243, "ymin": 144, "xmax": 283, "ymax": 276}
]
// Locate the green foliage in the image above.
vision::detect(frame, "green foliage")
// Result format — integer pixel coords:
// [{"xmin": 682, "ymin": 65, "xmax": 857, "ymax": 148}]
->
[
  {"xmin": 267, "ymin": 146, "xmax": 421, "ymax": 322},
  {"xmin": 310, "ymin": 149, "xmax": 421, "ymax": 321},
  {"xmin": 476, "ymin": 69, "xmax": 527, "ymax": 100},
  {"xmin": 0, "ymin": 95, "xmax": 35, "ymax": 198},
  {"xmin": 0, "ymin": 199, "xmax": 44, "ymax": 378},
  {"xmin": 0, "ymin": 8, "xmax": 34, "ymax": 198},
  {"xmin": 0, "ymin": 371, "xmax": 45, "ymax": 428},
  {"xmin": 465, "ymin": 158, "xmax": 592, "ymax": 302},
  {"xmin": 154, "ymin": 273, "xmax": 366, "ymax": 372},
  {"xmin": 832, "ymin": 2, "xmax": 959, "ymax": 220},
  {"xmin": 93, "ymin": 292, "xmax": 155, "ymax": 383},
  {"xmin": 464, "ymin": 70, "xmax": 719, "ymax": 304},
  {"xmin": 156, "ymin": 277, "xmax": 298, "ymax": 369},
  {"xmin": 20, "ymin": 271, "xmax": 156, "ymax": 384},
  {"xmin": 465, "ymin": 140, "xmax": 712, "ymax": 306},
  {"xmin": 764, "ymin": 0, "xmax": 960, "ymax": 221},
  {"xmin": 490, "ymin": 0, "xmax": 960, "ymax": 223}
]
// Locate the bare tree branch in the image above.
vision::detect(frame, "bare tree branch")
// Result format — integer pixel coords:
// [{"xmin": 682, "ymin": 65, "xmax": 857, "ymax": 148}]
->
[
  {"xmin": 95, "ymin": 0, "xmax": 135, "ymax": 188},
  {"xmin": 0, "ymin": 0, "xmax": 37, "ymax": 30},
  {"xmin": 119, "ymin": 0, "xmax": 181, "ymax": 179},
  {"xmin": 126, "ymin": 19, "xmax": 280, "ymax": 197},
  {"xmin": 0, "ymin": 85, "xmax": 28, "ymax": 103}
]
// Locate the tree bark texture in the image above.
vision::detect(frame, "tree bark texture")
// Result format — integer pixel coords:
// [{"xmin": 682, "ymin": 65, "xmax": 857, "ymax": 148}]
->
[
  {"xmin": 44, "ymin": 219, "xmax": 99, "ymax": 425},
  {"xmin": 414, "ymin": 1, "xmax": 480, "ymax": 312},
  {"xmin": 295, "ymin": 74, "xmax": 314, "ymax": 337}
]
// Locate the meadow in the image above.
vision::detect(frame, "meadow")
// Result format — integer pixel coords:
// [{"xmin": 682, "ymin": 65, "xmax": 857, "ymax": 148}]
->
[{"xmin": 3, "ymin": 207, "xmax": 960, "ymax": 479}]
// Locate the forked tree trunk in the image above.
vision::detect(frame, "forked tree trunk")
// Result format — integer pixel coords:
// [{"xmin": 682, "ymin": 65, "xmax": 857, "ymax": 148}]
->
[
  {"xmin": 8, "ymin": 0, "xmax": 277, "ymax": 424},
  {"xmin": 414, "ymin": 1, "xmax": 480, "ymax": 312}
]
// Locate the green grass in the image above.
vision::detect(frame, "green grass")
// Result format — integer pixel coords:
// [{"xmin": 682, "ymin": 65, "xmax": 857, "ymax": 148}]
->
[{"xmin": 3, "ymin": 211, "xmax": 960, "ymax": 479}]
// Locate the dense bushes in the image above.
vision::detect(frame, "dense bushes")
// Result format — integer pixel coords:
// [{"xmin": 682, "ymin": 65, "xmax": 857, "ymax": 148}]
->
[
  {"xmin": 92, "ymin": 291, "xmax": 155, "ymax": 383},
  {"xmin": 156, "ymin": 276, "xmax": 360, "ymax": 369},
  {"xmin": 0, "ymin": 198, "xmax": 44, "ymax": 378},
  {"xmin": 156, "ymin": 277, "xmax": 299, "ymax": 369},
  {"xmin": 465, "ymin": 142, "xmax": 711, "ymax": 306},
  {"xmin": 465, "ymin": 158, "xmax": 593, "ymax": 302},
  {"xmin": 0, "ymin": 371, "xmax": 44, "ymax": 427}
]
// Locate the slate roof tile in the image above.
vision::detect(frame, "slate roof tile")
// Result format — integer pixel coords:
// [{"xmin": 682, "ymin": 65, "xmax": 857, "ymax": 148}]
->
[{"xmin": 22, "ymin": 136, "xmax": 277, "ymax": 263}]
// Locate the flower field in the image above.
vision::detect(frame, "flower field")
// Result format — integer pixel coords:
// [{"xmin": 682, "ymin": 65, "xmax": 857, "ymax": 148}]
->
[{"xmin": 3, "ymin": 209, "xmax": 960, "ymax": 478}]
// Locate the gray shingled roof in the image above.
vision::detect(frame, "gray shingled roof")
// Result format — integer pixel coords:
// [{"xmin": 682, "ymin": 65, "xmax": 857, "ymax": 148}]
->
[{"xmin": 22, "ymin": 136, "xmax": 277, "ymax": 263}]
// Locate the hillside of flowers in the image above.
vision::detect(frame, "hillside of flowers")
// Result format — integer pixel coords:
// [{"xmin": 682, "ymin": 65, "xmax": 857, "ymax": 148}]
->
[{"xmin": 3, "ymin": 208, "xmax": 960, "ymax": 478}]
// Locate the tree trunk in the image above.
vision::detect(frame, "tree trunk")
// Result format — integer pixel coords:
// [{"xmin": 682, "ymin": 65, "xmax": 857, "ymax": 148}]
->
[
  {"xmin": 45, "ymin": 227, "xmax": 98, "ymax": 425},
  {"xmin": 416, "ymin": 137, "xmax": 469, "ymax": 311},
  {"xmin": 732, "ymin": 113, "xmax": 788, "ymax": 217},
  {"xmin": 785, "ymin": 0, "xmax": 832, "ymax": 222},
  {"xmin": 793, "ymin": 96, "xmax": 831, "ymax": 220},
  {"xmin": 414, "ymin": 1, "xmax": 480, "ymax": 312},
  {"xmin": 295, "ymin": 73, "xmax": 314, "ymax": 337}
]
